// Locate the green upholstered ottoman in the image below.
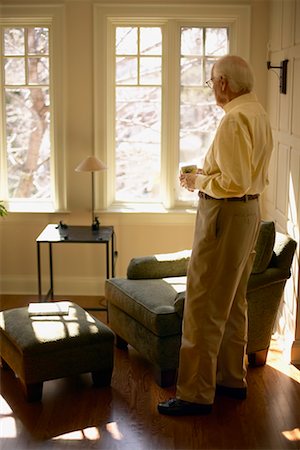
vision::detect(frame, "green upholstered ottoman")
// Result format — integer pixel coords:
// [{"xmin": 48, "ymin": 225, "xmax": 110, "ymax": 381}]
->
[{"xmin": 0, "ymin": 301, "xmax": 115, "ymax": 401}]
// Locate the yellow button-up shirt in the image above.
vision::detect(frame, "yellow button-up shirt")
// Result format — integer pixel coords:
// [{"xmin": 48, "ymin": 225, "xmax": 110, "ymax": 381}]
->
[{"xmin": 195, "ymin": 92, "xmax": 273, "ymax": 198}]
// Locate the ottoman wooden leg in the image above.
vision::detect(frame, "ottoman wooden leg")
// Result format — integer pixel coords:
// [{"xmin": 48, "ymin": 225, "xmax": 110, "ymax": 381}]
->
[
  {"xmin": 248, "ymin": 348, "xmax": 269, "ymax": 367},
  {"xmin": 21, "ymin": 381, "xmax": 43, "ymax": 402},
  {"xmin": 92, "ymin": 368, "xmax": 113, "ymax": 387}
]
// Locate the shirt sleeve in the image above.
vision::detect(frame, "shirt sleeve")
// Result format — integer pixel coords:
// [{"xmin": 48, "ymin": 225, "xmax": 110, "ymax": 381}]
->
[{"xmin": 195, "ymin": 113, "xmax": 253, "ymax": 198}]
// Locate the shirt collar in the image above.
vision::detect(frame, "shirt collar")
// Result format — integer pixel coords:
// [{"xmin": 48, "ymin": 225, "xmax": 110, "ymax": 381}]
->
[{"xmin": 223, "ymin": 92, "xmax": 258, "ymax": 113}]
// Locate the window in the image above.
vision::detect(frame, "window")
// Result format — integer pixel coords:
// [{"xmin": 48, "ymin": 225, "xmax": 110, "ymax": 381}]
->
[
  {"xmin": 96, "ymin": 5, "xmax": 250, "ymax": 211},
  {"xmin": 0, "ymin": 7, "xmax": 65, "ymax": 213},
  {"xmin": 2, "ymin": 27, "xmax": 52, "ymax": 201},
  {"xmin": 107, "ymin": 21, "xmax": 228, "ymax": 208}
]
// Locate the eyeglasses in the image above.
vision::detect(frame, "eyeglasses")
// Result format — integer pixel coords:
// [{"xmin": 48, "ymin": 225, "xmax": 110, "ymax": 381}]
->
[
  {"xmin": 206, "ymin": 79, "xmax": 214, "ymax": 89},
  {"xmin": 206, "ymin": 76, "xmax": 225, "ymax": 88}
]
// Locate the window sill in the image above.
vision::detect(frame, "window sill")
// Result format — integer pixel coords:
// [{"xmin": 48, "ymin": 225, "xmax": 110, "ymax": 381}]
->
[
  {"xmin": 105, "ymin": 202, "xmax": 197, "ymax": 215},
  {"xmin": 6, "ymin": 199, "xmax": 70, "ymax": 214}
]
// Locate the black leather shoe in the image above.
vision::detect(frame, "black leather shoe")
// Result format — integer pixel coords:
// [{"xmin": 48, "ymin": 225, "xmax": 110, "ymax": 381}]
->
[
  {"xmin": 216, "ymin": 384, "xmax": 247, "ymax": 399},
  {"xmin": 157, "ymin": 398, "xmax": 212, "ymax": 416}
]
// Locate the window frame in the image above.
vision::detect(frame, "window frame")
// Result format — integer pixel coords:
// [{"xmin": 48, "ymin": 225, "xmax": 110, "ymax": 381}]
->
[
  {"xmin": 95, "ymin": 4, "xmax": 250, "ymax": 212},
  {"xmin": 0, "ymin": 5, "xmax": 66, "ymax": 213}
]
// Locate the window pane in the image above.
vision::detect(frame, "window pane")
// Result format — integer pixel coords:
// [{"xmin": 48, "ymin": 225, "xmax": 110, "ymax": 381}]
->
[
  {"xmin": 116, "ymin": 27, "xmax": 137, "ymax": 55},
  {"xmin": 116, "ymin": 56, "xmax": 137, "ymax": 84},
  {"xmin": 4, "ymin": 57, "xmax": 25, "ymax": 84},
  {"xmin": 28, "ymin": 57, "xmax": 49, "ymax": 84},
  {"xmin": 115, "ymin": 87, "xmax": 161, "ymax": 201},
  {"xmin": 179, "ymin": 86, "xmax": 220, "ymax": 198},
  {"xmin": 5, "ymin": 88, "xmax": 51, "ymax": 198},
  {"xmin": 28, "ymin": 27, "xmax": 49, "ymax": 55},
  {"xmin": 205, "ymin": 58, "xmax": 217, "ymax": 81},
  {"xmin": 4, "ymin": 28, "xmax": 24, "ymax": 55},
  {"xmin": 181, "ymin": 57, "xmax": 202, "ymax": 85},
  {"xmin": 115, "ymin": 26, "xmax": 162, "ymax": 203},
  {"xmin": 181, "ymin": 28, "xmax": 203, "ymax": 55},
  {"xmin": 180, "ymin": 87, "xmax": 222, "ymax": 159},
  {"xmin": 140, "ymin": 27, "xmax": 162, "ymax": 55},
  {"xmin": 205, "ymin": 28, "xmax": 228, "ymax": 56},
  {"xmin": 140, "ymin": 57, "xmax": 161, "ymax": 85}
]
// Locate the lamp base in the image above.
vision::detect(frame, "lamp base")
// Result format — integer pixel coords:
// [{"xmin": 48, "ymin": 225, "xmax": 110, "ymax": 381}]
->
[{"xmin": 92, "ymin": 217, "xmax": 100, "ymax": 231}]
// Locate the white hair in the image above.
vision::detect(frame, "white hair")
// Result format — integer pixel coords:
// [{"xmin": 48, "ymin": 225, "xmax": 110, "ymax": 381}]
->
[{"xmin": 213, "ymin": 55, "xmax": 254, "ymax": 93}]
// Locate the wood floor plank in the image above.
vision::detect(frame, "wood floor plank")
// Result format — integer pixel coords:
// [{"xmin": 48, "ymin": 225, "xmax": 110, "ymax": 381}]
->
[{"xmin": 1, "ymin": 295, "xmax": 300, "ymax": 449}]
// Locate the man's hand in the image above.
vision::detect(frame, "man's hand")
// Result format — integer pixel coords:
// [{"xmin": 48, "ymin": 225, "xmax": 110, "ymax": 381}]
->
[
  {"xmin": 179, "ymin": 168, "xmax": 203, "ymax": 192},
  {"xmin": 179, "ymin": 173, "xmax": 197, "ymax": 191}
]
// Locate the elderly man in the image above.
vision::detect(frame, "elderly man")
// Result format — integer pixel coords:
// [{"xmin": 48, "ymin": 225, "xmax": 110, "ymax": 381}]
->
[{"xmin": 158, "ymin": 55, "xmax": 273, "ymax": 416}]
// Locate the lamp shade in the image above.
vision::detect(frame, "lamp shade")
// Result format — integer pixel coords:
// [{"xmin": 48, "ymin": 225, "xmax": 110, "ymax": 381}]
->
[{"xmin": 75, "ymin": 156, "xmax": 107, "ymax": 172}]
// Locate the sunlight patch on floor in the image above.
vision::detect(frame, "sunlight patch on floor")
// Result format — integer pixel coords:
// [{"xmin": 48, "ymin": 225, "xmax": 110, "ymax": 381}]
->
[
  {"xmin": 52, "ymin": 427, "xmax": 101, "ymax": 441},
  {"xmin": 282, "ymin": 428, "xmax": 300, "ymax": 442},
  {"xmin": 0, "ymin": 397, "xmax": 16, "ymax": 438},
  {"xmin": 267, "ymin": 339, "xmax": 300, "ymax": 383},
  {"xmin": 106, "ymin": 421, "xmax": 124, "ymax": 440},
  {"xmin": 52, "ymin": 423, "xmax": 124, "ymax": 442},
  {"xmin": 0, "ymin": 417, "xmax": 17, "ymax": 438}
]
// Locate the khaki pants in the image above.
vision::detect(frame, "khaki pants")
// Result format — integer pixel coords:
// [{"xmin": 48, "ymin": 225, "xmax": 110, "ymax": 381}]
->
[{"xmin": 176, "ymin": 197, "xmax": 261, "ymax": 404}]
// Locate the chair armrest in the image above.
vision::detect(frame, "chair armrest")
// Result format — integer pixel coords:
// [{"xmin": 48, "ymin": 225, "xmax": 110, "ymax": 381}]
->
[
  {"xmin": 272, "ymin": 232, "xmax": 297, "ymax": 271},
  {"xmin": 127, "ymin": 249, "xmax": 191, "ymax": 279},
  {"xmin": 247, "ymin": 268, "xmax": 289, "ymax": 293},
  {"xmin": 248, "ymin": 232, "xmax": 297, "ymax": 292}
]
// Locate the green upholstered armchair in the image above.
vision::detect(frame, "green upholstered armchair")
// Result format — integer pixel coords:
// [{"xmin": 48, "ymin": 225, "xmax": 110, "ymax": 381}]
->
[{"xmin": 106, "ymin": 223, "xmax": 297, "ymax": 387}]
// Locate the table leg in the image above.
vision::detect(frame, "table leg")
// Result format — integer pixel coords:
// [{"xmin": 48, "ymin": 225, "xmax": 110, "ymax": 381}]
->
[
  {"xmin": 111, "ymin": 231, "xmax": 115, "ymax": 277},
  {"xmin": 37, "ymin": 242, "xmax": 42, "ymax": 299},
  {"xmin": 49, "ymin": 243, "xmax": 54, "ymax": 300},
  {"xmin": 106, "ymin": 242, "xmax": 110, "ymax": 279}
]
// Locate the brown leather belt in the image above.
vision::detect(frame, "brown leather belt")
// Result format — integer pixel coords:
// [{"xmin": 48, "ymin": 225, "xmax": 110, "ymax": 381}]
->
[{"xmin": 198, "ymin": 192, "xmax": 259, "ymax": 202}]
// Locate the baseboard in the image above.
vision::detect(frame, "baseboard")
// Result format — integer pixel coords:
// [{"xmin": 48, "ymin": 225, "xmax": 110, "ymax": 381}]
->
[{"xmin": 0, "ymin": 275, "xmax": 106, "ymax": 296}]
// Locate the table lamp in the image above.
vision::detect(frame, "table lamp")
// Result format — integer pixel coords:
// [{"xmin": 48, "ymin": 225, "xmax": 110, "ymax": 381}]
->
[{"xmin": 75, "ymin": 156, "xmax": 107, "ymax": 230}]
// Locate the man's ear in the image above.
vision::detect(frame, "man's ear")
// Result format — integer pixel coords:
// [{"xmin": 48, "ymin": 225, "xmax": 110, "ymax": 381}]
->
[{"xmin": 220, "ymin": 77, "xmax": 227, "ymax": 92}]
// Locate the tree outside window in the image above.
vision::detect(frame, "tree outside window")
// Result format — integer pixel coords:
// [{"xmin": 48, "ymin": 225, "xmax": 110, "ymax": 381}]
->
[
  {"xmin": 113, "ymin": 25, "xmax": 228, "ymax": 206},
  {"xmin": 1, "ymin": 26, "xmax": 52, "ymax": 202},
  {"xmin": 115, "ymin": 26, "xmax": 162, "ymax": 202}
]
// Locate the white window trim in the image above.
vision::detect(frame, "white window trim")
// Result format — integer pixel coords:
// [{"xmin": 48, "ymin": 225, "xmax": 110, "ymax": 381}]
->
[
  {"xmin": 0, "ymin": 5, "xmax": 66, "ymax": 213},
  {"xmin": 94, "ymin": 3, "xmax": 250, "ymax": 213}
]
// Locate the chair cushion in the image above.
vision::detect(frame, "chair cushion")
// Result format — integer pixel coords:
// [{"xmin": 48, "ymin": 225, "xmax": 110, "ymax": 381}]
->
[
  {"xmin": 252, "ymin": 221, "xmax": 275, "ymax": 274},
  {"xmin": 127, "ymin": 250, "xmax": 191, "ymax": 279},
  {"xmin": 106, "ymin": 277, "xmax": 186, "ymax": 337}
]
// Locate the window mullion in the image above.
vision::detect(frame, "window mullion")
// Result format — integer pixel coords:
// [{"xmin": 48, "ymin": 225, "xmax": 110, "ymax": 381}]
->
[
  {"xmin": 24, "ymin": 27, "xmax": 28, "ymax": 86},
  {"xmin": 106, "ymin": 22, "xmax": 116, "ymax": 208},
  {"xmin": 137, "ymin": 26, "xmax": 140, "ymax": 85},
  {"xmin": 0, "ymin": 28, "xmax": 8, "ymax": 199},
  {"xmin": 161, "ymin": 20, "xmax": 180, "ymax": 209}
]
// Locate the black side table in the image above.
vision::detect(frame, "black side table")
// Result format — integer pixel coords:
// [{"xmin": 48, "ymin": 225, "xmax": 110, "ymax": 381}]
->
[{"xmin": 36, "ymin": 224, "xmax": 115, "ymax": 309}]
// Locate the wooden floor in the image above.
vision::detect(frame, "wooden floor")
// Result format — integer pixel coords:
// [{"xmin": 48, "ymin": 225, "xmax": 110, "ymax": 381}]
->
[{"xmin": 0, "ymin": 295, "xmax": 300, "ymax": 450}]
